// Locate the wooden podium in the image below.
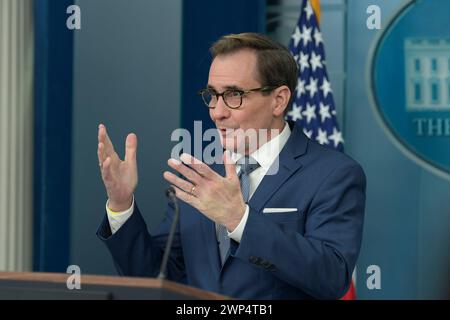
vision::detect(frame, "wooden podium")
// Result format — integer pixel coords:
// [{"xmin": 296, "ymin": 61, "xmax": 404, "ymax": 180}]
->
[{"xmin": 0, "ymin": 272, "xmax": 228, "ymax": 300}]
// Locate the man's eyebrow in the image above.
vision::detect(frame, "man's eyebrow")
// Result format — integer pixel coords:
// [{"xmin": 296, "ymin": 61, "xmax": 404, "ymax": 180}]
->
[
  {"xmin": 225, "ymin": 85, "xmax": 243, "ymax": 91},
  {"xmin": 206, "ymin": 85, "xmax": 243, "ymax": 91}
]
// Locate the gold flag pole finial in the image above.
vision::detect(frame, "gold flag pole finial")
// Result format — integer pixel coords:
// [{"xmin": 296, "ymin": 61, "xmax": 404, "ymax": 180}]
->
[{"xmin": 310, "ymin": 0, "xmax": 321, "ymax": 24}]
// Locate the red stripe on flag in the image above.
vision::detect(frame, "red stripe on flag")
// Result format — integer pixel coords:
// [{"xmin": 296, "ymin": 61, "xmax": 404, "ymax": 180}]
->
[{"xmin": 340, "ymin": 282, "xmax": 356, "ymax": 300}]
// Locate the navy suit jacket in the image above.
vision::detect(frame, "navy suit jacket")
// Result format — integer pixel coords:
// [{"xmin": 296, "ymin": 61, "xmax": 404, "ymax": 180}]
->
[{"xmin": 97, "ymin": 121, "xmax": 366, "ymax": 299}]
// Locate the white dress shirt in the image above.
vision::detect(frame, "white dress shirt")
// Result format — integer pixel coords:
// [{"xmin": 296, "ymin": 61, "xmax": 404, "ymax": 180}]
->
[{"xmin": 106, "ymin": 122, "xmax": 291, "ymax": 241}]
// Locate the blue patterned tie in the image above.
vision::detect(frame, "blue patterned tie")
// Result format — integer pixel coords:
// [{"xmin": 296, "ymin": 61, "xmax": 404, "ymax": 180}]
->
[{"xmin": 217, "ymin": 156, "xmax": 260, "ymax": 265}]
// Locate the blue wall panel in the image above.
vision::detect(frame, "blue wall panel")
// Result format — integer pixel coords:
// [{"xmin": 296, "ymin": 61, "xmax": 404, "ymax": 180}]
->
[{"xmin": 182, "ymin": 0, "xmax": 266, "ymax": 133}]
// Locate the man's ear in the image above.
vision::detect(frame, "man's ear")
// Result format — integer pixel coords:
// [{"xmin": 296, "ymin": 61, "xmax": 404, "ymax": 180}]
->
[{"xmin": 272, "ymin": 85, "xmax": 291, "ymax": 117}]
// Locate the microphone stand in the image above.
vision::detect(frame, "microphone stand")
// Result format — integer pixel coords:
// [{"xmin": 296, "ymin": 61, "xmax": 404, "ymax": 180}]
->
[{"xmin": 157, "ymin": 187, "xmax": 180, "ymax": 280}]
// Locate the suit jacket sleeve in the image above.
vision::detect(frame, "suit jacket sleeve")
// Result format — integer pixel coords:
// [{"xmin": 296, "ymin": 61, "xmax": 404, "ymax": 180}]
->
[
  {"xmin": 232, "ymin": 162, "xmax": 366, "ymax": 299},
  {"xmin": 96, "ymin": 201, "xmax": 186, "ymax": 282}
]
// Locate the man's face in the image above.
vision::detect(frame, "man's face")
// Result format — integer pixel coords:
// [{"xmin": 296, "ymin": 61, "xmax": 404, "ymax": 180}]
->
[{"xmin": 208, "ymin": 49, "xmax": 279, "ymax": 154}]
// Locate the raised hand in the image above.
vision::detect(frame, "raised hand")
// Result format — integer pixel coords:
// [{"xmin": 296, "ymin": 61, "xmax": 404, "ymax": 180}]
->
[
  {"xmin": 97, "ymin": 124, "xmax": 138, "ymax": 212},
  {"xmin": 163, "ymin": 152, "xmax": 246, "ymax": 231}
]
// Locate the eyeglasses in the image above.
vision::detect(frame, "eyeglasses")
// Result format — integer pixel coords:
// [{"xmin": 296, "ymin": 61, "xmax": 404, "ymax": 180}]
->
[{"xmin": 198, "ymin": 86, "xmax": 278, "ymax": 109}]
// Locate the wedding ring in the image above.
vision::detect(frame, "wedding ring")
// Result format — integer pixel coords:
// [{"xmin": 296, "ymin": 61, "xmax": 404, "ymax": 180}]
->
[{"xmin": 190, "ymin": 185, "xmax": 196, "ymax": 195}]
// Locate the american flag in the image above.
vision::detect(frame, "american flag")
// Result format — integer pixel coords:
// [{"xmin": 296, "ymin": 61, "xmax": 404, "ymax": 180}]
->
[{"xmin": 287, "ymin": 0, "xmax": 344, "ymax": 152}]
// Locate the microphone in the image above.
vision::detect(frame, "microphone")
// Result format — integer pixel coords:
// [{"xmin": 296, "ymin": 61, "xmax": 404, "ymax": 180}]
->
[{"xmin": 157, "ymin": 187, "xmax": 180, "ymax": 280}]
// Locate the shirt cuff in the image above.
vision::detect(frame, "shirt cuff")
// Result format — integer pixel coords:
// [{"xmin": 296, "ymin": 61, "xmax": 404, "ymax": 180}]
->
[
  {"xmin": 227, "ymin": 204, "xmax": 249, "ymax": 243},
  {"xmin": 106, "ymin": 196, "xmax": 135, "ymax": 234}
]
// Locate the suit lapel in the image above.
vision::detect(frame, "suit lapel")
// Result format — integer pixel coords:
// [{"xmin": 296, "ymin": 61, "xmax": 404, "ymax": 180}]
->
[
  {"xmin": 248, "ymin": 161, "xmax": 302, "ymax": 212},
  {"xmin": 249, "ymin": 121, "xmax": 309, "ymax": 212}
]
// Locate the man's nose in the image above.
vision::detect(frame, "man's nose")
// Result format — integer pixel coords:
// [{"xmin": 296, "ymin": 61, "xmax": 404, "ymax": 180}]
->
[{"xmin": 211, "ymin": 96, "xmax": 230, "ymax": 120}]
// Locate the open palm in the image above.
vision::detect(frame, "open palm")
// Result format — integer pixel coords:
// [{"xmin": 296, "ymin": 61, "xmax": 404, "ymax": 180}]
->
[{"xmin": 97, "ymin": 124, "xmax": 138, "ymax": 212}]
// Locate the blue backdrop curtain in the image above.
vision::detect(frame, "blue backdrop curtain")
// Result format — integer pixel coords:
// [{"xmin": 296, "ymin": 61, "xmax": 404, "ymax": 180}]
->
[{"xmin": 33, "ymin": 0, "xmax": 74, "ymax": 272}]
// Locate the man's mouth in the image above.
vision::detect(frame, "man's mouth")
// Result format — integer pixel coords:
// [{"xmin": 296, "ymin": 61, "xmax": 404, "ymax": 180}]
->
[{"xmin": 218, "ymin": 128, "xmax": 236, "ymax": 136}]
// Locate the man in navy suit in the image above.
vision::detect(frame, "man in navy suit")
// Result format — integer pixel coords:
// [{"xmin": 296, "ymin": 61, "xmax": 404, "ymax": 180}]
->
[{"xmin": 97, "ymin": 33, "xmax": 366, "ymax": 299}]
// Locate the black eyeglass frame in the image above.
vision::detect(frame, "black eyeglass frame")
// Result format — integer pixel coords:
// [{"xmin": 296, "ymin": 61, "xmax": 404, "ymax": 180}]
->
[{"xmin": 198, "ymin": 85, "xmax": 279, "ymax": 109}]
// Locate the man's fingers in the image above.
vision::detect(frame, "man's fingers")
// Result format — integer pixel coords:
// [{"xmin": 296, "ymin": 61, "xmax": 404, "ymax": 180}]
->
[
  {"xmin": 179, "ymin": 153, "xmax": 215, "ymax": 179},
  {"xmin": 125, "ymin": 133, "xmax": 137, "ymax": 163},
  {"xmin": 98, "ymin": 124, "xmax": 107, "ymax": 144},
  {"xmin": 98, "ymin": 142, "xmax": 108, "ymax": 165},
  {"xmin": 163, "ymin": 171, "xmax": 196, "ymax": 195},
  {"xmin": 171, "ymin": 185, "xmax": 197, "ymax": 206},
  {"xmin": 97, "ymin": 142, "xmax": 103, "ymax": 164},
  {"xmin": 98, "ymin": 124, "xmax": 115, "ymax": 156},
  {"xmin": 223, "ymin": 150, "xmax": 238, "ymax": 181},
  {"xmin": 167, "ymin": 158, "xmax": 203, "ymax": 186},
  {"xmin": 101, "ymin": 157, "xmax": 113, "ymax": 182}
]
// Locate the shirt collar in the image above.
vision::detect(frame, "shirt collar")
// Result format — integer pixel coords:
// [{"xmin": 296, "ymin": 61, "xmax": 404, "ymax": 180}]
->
[{"xmin": 230, "ymin": 122, "xmax": 291, "ymax": 171}]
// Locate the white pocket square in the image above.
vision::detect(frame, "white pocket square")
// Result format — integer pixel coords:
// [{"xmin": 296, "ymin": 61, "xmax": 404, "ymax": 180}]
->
[{"xmin": 263, "ymin": 208, "xmax": 298, "ymax": 213}]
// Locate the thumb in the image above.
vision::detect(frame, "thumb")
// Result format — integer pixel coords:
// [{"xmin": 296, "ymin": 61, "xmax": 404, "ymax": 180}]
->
[
  {"xmin": 125, "ymin": 133, "xmax": 138, "ymax": 163},
  {"xmin": 223, "ymin": 150, "xmax": 238, "ymax": 181}
]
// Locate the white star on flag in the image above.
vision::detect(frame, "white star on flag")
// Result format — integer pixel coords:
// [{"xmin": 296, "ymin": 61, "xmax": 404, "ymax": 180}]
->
[
  {"xmin": 319, "ymin": 103, "xmax": 331, "ymax": 123},
  {"xmin": 310, "ymin": 52, "xmax": 323, "ymax": 72},
  {"xmin": 300, "ymin": 25, "xmax": 312, "ymax": 46},
  {"xmin": 305, "ymin": 77, "xmax": 318, "ymax": 98},
  {"xmin": 296, "ymin": 79, "xmax": 306, "ymax": 98},
  {"xmin": 291, "ymin": 26, "xmax": 302, "ymax": 47},
  {"xmin": 320, "ymin": 77, "xmax": 332, "ymax": 98},
  {"xmin": 328, "ymin": 127, "xmax": 344, "ymax": 147},
  {"xmin": 316, "ymin": 128, "xmax": 329, "ymax": 145},
  {"xmin": 314, "ymin": 29, "xmax": 323, "ymax": 46},
  {"xmin": 287, "ymin": 103, "xmax": 303, "ymax": 121},
  {"xmin": 302, "ymin": 103, "xmax": 316, "ymax": 124},
  {"xmin": 304, "ymin": 2, "xmax": 314, "ymax": 20},
  {"xmin": 298, "ymin": 52, "xmax": 309, "ymax": 72}
]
